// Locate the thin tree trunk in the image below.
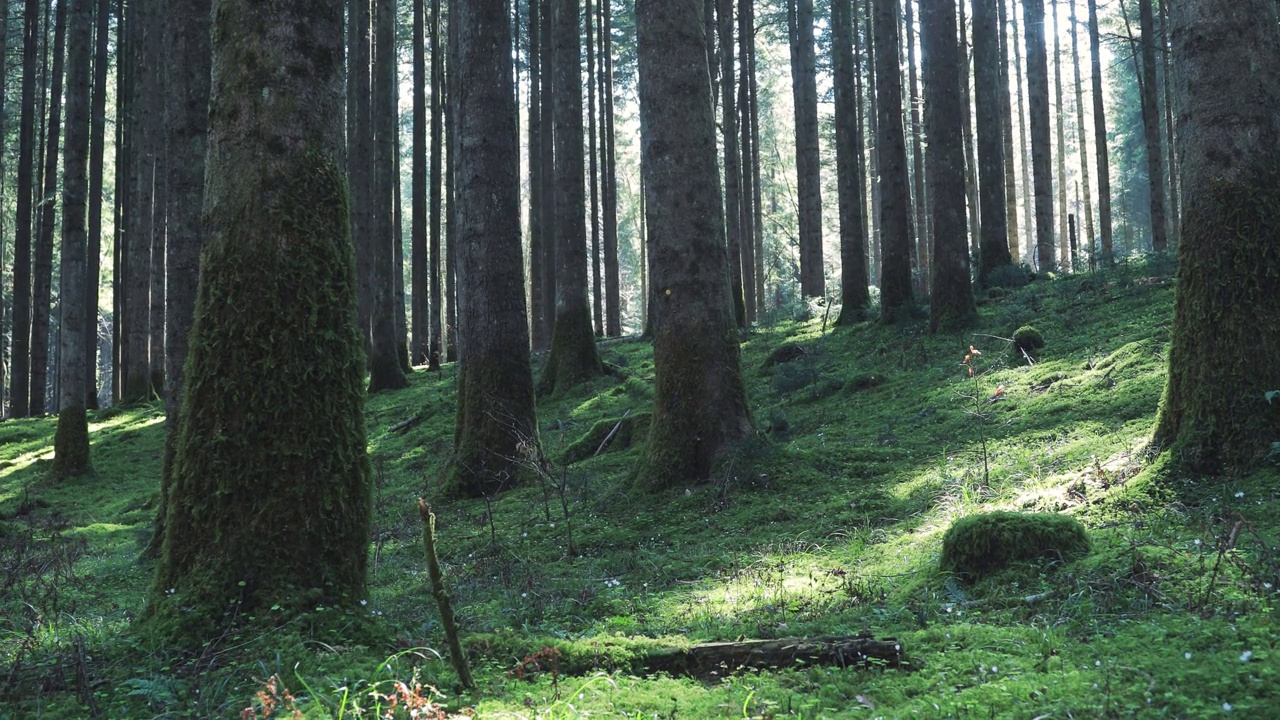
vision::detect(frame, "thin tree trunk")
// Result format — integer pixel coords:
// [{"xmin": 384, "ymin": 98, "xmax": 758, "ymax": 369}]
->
[
  {"xmin": 537, "ymin": 0, "xmax": 556, "ymax": 350},
  {"xmin": 84, "ymin": 0, "xmax": 109, "ymax": 408},
  {"xmin": 445, "ymin": 3, "xmax": 459, "ymax": 363},
  {"xmin": 112, "ymin": 0, "xmax": 128, "ymax": 403},
  {"xmin": 720, "ymin": 0, "xmax": 746, "ymax": 327},
  {"xmin": 876, "ymin": 0, "xmax": 916, "ymax": 320},
  {"xmin": 736, "ymin": 0, "xmax": 756, "ymax": 322},
  {"xmin": 788, "ymin": 0, "xmax": 824, "ymax": 298},
  {"xmin": 959, "ymin": 0, "xmax": 981, "ymax": 256},
  {"xmin": 601, "ymin": 0, "xmax": 621, "ymax": 336},
  {"xmin": 1070, "ymin": 0, "xmax": 1095, "ymax": 270},
  {"xmin": 867, "ymin": 0, "xmax": 882, "ymax": 283},
  {"xmin": 1023, "ymin": 0, "xmax": 1056, "ymax": 270},
  {"xmin": 411, "ymin": 0, "xmax": 428, "ymax": 365},
  {"xmin": 0, "ymin": 5, "xmax": 8, "ymax": 417},
  {"xmin": 1136, "ymin": 0, "xmax": 1168, "ymax": 252},
  {"xmin": 31, "ymin": 0, "xmax": 68, "ymax": 416},
  {"xmin": 1157, "ymin": 0, "xmax": 1178, "ymax": 244},
  {"xmin": 976, "ymin": 0, "xmax": 1012, "ymax": 283},
  {"xmin": 833, "ymin": 0, "xmax": 869, "ymax": 324},
  {"xmin": 350, "ymin": 0, "xmax": 374, "ymax": 359},
  {"xmin": 9, "ymin": 0, "xmax": 41, "ymax": 418},
  {"xmin": 1012, "ymin": 0, "xmax": 1034, "ymax": 262},
  {"xmin": 904, "ymin": 0, "xmax": 928, "ymax": 292},
  {"xmin": 998, "ymin": 0, "xmax": 1021, "ymax": 265},
  {"xmin": 1087, "ymin": 0, "xmax": 1112, "ymax": 264},
  {"xmin": 852, "ymin": 0, "xmax": 872, "ymax": 288},
  {"xmin": 1052, "ymin": 0, "xmax": 1070, "ymax": 268},
  {"xmin": 528, "ymin": 0, "xmax": 545, "ymax": 348},
  {"xmin": 428, "ymin": 0, "xmax": 443, "ymax": 369},
  {"xmin": 747, "ymin": 0, "xmax": 765, "ymax": 316}
]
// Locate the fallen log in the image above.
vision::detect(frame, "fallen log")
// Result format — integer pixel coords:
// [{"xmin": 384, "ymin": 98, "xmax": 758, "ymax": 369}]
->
[{"xmin": 637, "ymin": 634, "xmax": 912, "ymax": 679}]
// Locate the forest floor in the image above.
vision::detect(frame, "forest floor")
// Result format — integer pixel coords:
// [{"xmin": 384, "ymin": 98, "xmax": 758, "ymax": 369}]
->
[{"xmin": 3, "ymin": 254, "xmax": 1279, "ymax": 718}]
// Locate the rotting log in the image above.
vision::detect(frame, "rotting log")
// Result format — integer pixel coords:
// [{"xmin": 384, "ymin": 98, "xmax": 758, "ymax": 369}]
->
[{"xmin": 640, "ymin": 634, "xmax": 913, "ymax": 678}]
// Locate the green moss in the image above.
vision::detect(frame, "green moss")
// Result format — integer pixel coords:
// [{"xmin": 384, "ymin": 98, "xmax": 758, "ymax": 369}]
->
[
  {"xmin": 451, "ymin": 352, "xmax": 537, "ymax": 497},
  {"xmin": 52, "ymin": 405, "xmax": 91, "ymax": 478},
  {"xmin": 940, "ymin": 511, "xmax": 1090, "ymax": 582},
  {"xmin": 561, "ymin": 413, "xmax": 652, "ymax": 465},
  {"xmin": 145, "ymin": 147, "xmax": 371, "ymax": 642},
  {"xmin": 537, "ymin": 306, "xmax": 604, "ymax": 397},
  {"xmin": 1011, "ymin": 325, "xmax": 1045, "ymax": 360}
]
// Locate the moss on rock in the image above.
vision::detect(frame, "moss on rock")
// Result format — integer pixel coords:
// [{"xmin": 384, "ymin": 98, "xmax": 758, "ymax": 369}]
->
[
  {"xmin": 940, "ymin": 511, "xmax": 1090, "ymax": 582},
  {"xmin": 1011, "ymin": 325, "xmax": 1046, "ymax": 360},
  {"xmin": 562, "ymin": 412, "xmax": 652, "ymax": 465}
]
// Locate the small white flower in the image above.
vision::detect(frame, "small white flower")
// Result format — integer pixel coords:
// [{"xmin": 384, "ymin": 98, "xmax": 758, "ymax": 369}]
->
[
  {"xmin": 1195, "ymin": 539, "xmax": 1202, "ymax": 546},
  {"xmin": 1185, "ymin": 652, "xmax": 1193, "ymax": 660},
  {"xmin": 991, "ymin": 666, "xmax": 997, "ymax": 673},
  {"xmin": 1265, "ymin": 582, "xmax": 1274, "ymax": 590},
  {"xmin": 1241, "ymin": 651, "xmax": 1253, "ymax": 662},
  {"xmin": 1096, "ymin": 660, "xmax": 1102, "ymax": 666},
  {"xmin": 360, "ymin": 599, "xmax": 367, "ymax": 606},
  {"xmin": 1223, "ymin": 702, "xmax": 1232, "ymax": 712},
  {"xmin": 1235, "ymin": 491, "xmax": 1245, "ymax": 498},
  {"xmin": 521, "ymin": 592, "xmax": 527, "ymax": 598}
]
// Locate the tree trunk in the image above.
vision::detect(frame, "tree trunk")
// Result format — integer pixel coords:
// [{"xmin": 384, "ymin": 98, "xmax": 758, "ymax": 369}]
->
[
  {"xmin": 445, "ymin": 4, "xmax": 458, "ymax": 363},
  {"xmin": 923, "ymin": 0, "xmax": 976, "ymax": 331},
  {"xmin": 428, "ymin": 0, "xmax": 444, "ymax": 369},
  {"xmin": 719, "ymin": 0, "xmax": 746, "ymax": 327},
  {"xmin": 528, "ymin": 0, "xmax": 545, "ymax": 350},
  {"xmin": 975, "ymin": 0, "xmax": 1012, "ymax": 284},
  {"xmin": 30, "ymin": 0, "xmax": 67, "ymax": 416},
  {"xmin": 998, "ymin": 0, "xmax": 1021, "ymax": 265},
  {"xmin": 746, "ymin": 0, "xmax": 765, "ymax": 317},
  {"xmin": 539, "ymin": 0, "xmax": 603, "ymax": 396},
  {"xmin": 833, "ymin": 0, "xmax": 869, "ymax": 324},
  {"xmin": 1052, "ymin": 0, "xmax": 1070, "ymax": 268},
  {"xmin": 866, "ymin": 0, "xmax": 882, "ymax": 283},
  {"xmin": 53, "ymin": 0, "xmax": 93, "ymax": 477},
  {"xmin": 852, "ymin": 0, "xmax": 872, "ymax": 290},
  {"xmin": 601, "ymin": 0, "xmax": 621, "ymax": 336},
  {"xmin": 787, "ymin": 0, "xmax": 823, "ymax": 298},
  {"xmin": 1070, "ymin": 0, "xmax": 1096, "ymax": 271},
  {"xmin": 451, "ymin": 0, "xmax": 537, "ymax": 498},
  {"xmin": 0, "ymin": 7, "xmax": 8, "ymax": 417},
  {"xmin": 9, "ymin": 0, "xmax": 41, "ymax": 418},
  {"xmin": 84, "ymin": 0, "xmax": 110, "ymax": 409},
  {"xmin": 1153, "ymin": 0, "xmax": 1280, "ymax": 475},
  {"xmin": 112, "ymin": 0, "xmax": 128, "ymax": 404},
  {"xmin": 350, "ymin": 0, "xmax": 374, "ymax": 359},
  {"xmin": 959, "ymin": 0, "xmax": 981, "ymax": 257},
  {"xmin": 875, "ymin": 0, "xmax": 916, "ymax": 321},
  {"xmin": 537, "ymin": 0, "xmax": 556, "ymax": 350},
  {"xmin": 635, "ymin": 0, "xmax": 753, "ymax": 490},
  {"xmin": 1012, "ymin": 0, "xmax": 1034, "ymax": 262},
  {"xmin": 1157, "ymin": 0, "xmax": 1178, "ymax": 245},
  {"xmin": 148, "ymin": 0, "xmax": 370, "ymax": 642},
  {"xmin": 368, "ymin": 0, "xmax": 408, "ymax": 392},
  {"xmin": 1022, "ymin": 0, "xmax": 1056, "ymax": 270},
  {"xmin": 1087, "ymin": 0, "xmax": 1112, "ymax": 264},
  {"xmin": 1137, "ymin": 0, "xmax": 1168, "ymax": 253},
  {"xmin": 587, "ymin": 0, "xmax": 603, "ymax": 336},
  {"xmin": 411, "ymin": 0, "xmax": 428, "ymax": 365},
  {"xmin": 904, "ymin": 0, "xmax": 927, "ymax": 292}
]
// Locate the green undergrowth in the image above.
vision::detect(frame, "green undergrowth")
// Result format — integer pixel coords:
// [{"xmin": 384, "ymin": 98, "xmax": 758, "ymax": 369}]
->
[{"xmin": 4, "ymin": 256, "xmax": 1280, "ymax": 717}]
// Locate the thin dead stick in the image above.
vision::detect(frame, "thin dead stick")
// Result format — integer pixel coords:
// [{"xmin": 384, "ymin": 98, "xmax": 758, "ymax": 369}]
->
[
  {"xmin": 595, "ymin": 409, "xmax": 632, "ymax": 456},
  {"xmin": 418, "ymin": 499, "xmax": 476, "ymax": 690}
]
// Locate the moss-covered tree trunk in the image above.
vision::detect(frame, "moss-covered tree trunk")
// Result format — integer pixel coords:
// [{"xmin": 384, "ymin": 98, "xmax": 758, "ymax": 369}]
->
[
  {"xmin": 1152, "ymin": 0, "xmax": 1280, "ymax": 475},
  {"xmin": 450, "ymin": 0, "xmax": 538, "ymax": 498},
  {"xmin": 147, "ymin": 0, "xmax": 370, "ymax": 641},
  {"xmin": 540, "ymin": 0, "xmax": 603, "ymax": 396},
  {"xmin": 635, "ymin": 0, "xmax": 753, "ymax": 491},
  {"xmin": 53, "ymin": 0, "xmax": 93, "ymax": 478}
]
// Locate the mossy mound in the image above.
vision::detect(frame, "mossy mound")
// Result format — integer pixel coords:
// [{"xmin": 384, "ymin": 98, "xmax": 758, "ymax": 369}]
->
[
  {"xmin": 562, "ymin": 412, "xmax": 652, "ymax": 465},
  {"xmin": 761, "ymin": 343, "xmax": 807, "ymax": 369},
  {"xmin": 939, "ymin": 511, "xmax": 1090, "ymax": 582},
  {"xmin": 1012, "ymin": 325, "xmax": 1046, "ymax": 360}
]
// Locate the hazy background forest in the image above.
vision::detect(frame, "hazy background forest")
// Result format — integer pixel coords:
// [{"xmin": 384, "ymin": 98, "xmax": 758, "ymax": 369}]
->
[{"xmin": 0, "ymin": 0, "xmax": 1177, "ymax": 411}]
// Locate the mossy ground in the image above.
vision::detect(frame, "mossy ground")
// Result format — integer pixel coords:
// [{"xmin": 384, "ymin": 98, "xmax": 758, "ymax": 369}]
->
[{"xmin": 3, "ymin": 257, "xmax": 1279, "ymax": 717}]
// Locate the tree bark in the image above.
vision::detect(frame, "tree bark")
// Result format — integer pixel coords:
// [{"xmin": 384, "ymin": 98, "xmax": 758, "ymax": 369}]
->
[
  {"xmin": 636, "ymin": 0, "xmax": 753, "ymax": 490},
  {"xmin": 30, "ymin": 0, "xmax": 68, "ymax": 416},
  {"xmin": 368, "ymin": 0, "xmax": 409, "ymax": 392},
  {"xmin": 875, "ymin": 0, "xmax": 916, "ymax": 321},
  {"xmin": 975, "ymin": 0, "xmax": 1012, "ymax": 284},
  {"xmin": 1052, "ymin": 0, "xmax": 1070, "ymax": 268},
  {"xmin": 53, "ymin": 0, "xmax": 93, "ymax": 477},
  {"xmin": 1087, "ymin": 0, "xmax": 1113, "ymax": 264},
  {"xmin": 587, "ymin": 0, "xmax": 603, "ymax": 336},
  {"xmin": 1153, "ymin": 0, "xmax": 1280, "ymax": 474},
  {"xmin": 451, "ymin": 0, "xmax": 538, "ymax": 497},
  {"xmin": 1157, "ymin": 0, "xmax": 1178, "ymax": 245},
  {"xmin": 539, "ymin": 0, "xmax": 604, "ymax": 396},
  {"xmin": 536, "ymin": 0, "xmax": 556, "ymax": 350},
  {"xmin": 601, "ymin": 0, "xmax": 622, "ymax": 336},
  {"xmin": 959, "ymin": 0, "xmax": 981, "ymax": 257},
  {"xmin": 84, "ymin": 0, "xmax": 110, "ymax": 409},
  {"xmin": 904, "ymin": 0, "xmax": 928, "ymax": 292},
  {"xmin": 923, "ymin": 0, "xmax": 976, "ymax": 332},
  {"xmin": 1070, "ymin": 0, "xmax": 1096, "ymax": 271},
  {"xmin": 998, "ymin": 0, "xmax": 1021, "ymax": 265},
  {"xmin": 428, "ymin": 0, "xmax": 444, "ymax": 369},
  {"xmin": 719, "ymin": 0, "xmax": 747, "ymax": 327},
  {"xmin": 149, "ymin": 0, "xmax": 370, "ymax": 642},
  {"xmin": 833, "ymin": 0, "xmax": 869, "ymax": 324},
  {"xmin": 411, "ymin": 0, "xmax": 428, "ymax": 365},
  {"xmin": 789, "ymin": 0, "xmax": 823, "ymax": 298},
  {"xmin": 9, "ymin": 0, "xmax": 41, "ymax": 418},
  {"xmin": 0, "ymin": 6, "xmax": 8, "ymax": 417},
  {"xmin": 1022, "ymin": 0, "xmax": 1056, "ymax": 270},
  {"xmin": 528, "ymin": 0, "xmax": 546, "ymax": 350},
  {"xmin": 1012, "ymin": 0, "xmax": 1034, "ymax": 262},
  {"xmin": 349, "ymin": 0, "xmax": 374, "ymax": 359},
  {"xmin": 1137, "ymin": 0, "xmax": 1168, "ymax": 252}
]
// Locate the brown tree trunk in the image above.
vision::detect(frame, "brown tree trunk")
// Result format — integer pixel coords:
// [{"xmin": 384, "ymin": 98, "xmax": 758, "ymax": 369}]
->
[
  {"xmin": 601, "ymin": 0, "xmax": 621, "ymax": 336},
  {"xmin": 452, "ymin": 0, "xmax": 537, "ymax": 497},
  {"xmin": 959, "ymin": 0, "xmax": 981, "ymax": 256},
  {"xmin": 635, "ymin": 0, "xmax": 753, "ymax": 489},
  {"xmin": 904, "ymin": 0, "xmax": 928, "ymax": 292},
  {"xmin": 9, "ymin": 0, "xmax": 41, "ymax": 418},
  {"xmin": 528, "ymin": 0, "xmax": 545, "ymax": 349},
  {"xmin": 350, "ymin": 0, "xmax": 374, "ymax": 359},
  {"xmin": 1157, "ymin": 0, "xmax": 1178, "ymax": 245},
  {"xmin": 833, "ymin": 0, "xmax": 869, "ymax": 324},
  {"xmin": 1052, "ymin": 0, "xmax": 1070, "ymax": 268},
  {"xmin": 1087, "ymin": 0, "xmax": 1113, "ymax": 264},
  {"xmin": 84, "ymin": 0, "xmax": 110, "ymax": 408},
  {"xmin": 1153, "ymin": 0, "xmax": 1280, "ymax": 475},
  {"xmin": 923, "ymin": 0, "xmax": 976, "ymax": 331},
  {"xmin": 587, "ymin": 0, "xmax": 603, "ymax": 336},
  {"xmin": 30, "ymin": 0, "xmax": 67, "ymax": 416},
  {"xmin": 536, "ymin": 0, "xmax": 556, "ymax": 350},
  {"xmin": 737, "ymin": 0, "xmax": 756, "ymax": 323},
  {"xmin": 1012, "ymin": 0, "xmax": 1034, "ymax": 262},
  {"xmin": 53, "ymin": 0, "xmax": 93, "ymax": 477},
  {"xmin": 1137, "ymin": 0, "xmax": 1168, "ymax": 252},
  {"xmin": 428, "ymin": 0, "xmax": 444, "ymax": 369},
  {"xmin": 998, "ymin": 0, "xmax": 1021, "ymax": 265},
  {"xmin": 1023, "ymin": 0, "xmax": 1056, "ymax": 270},
  {"xmin": 539, "ymin": 0, "xmax": 603, "ymax": 396},
  {"xmin": 1070, "ymin": 0, "xmax": 1096, "ymax": 270},
  {"xmin": 976, "ymin": 0, "xmax": 1012, "ymax": 283},
  {"xmin": 746, "ymin": 0, "xmax": 765, "ymax": 317},
  {"xmin": 411, "ymin": 0, "xmax": 428, "ymax": 365},
  {"xmin": 719, "ymin": 0, "xmax": 747, "ymax": 327},
  {"xmin": 875, "ymin": 0, "xmax": 916, "ymax": 321},
  {"xmin": 788, "ymin": 0, "xmax": 824, "ymax": 298}
]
